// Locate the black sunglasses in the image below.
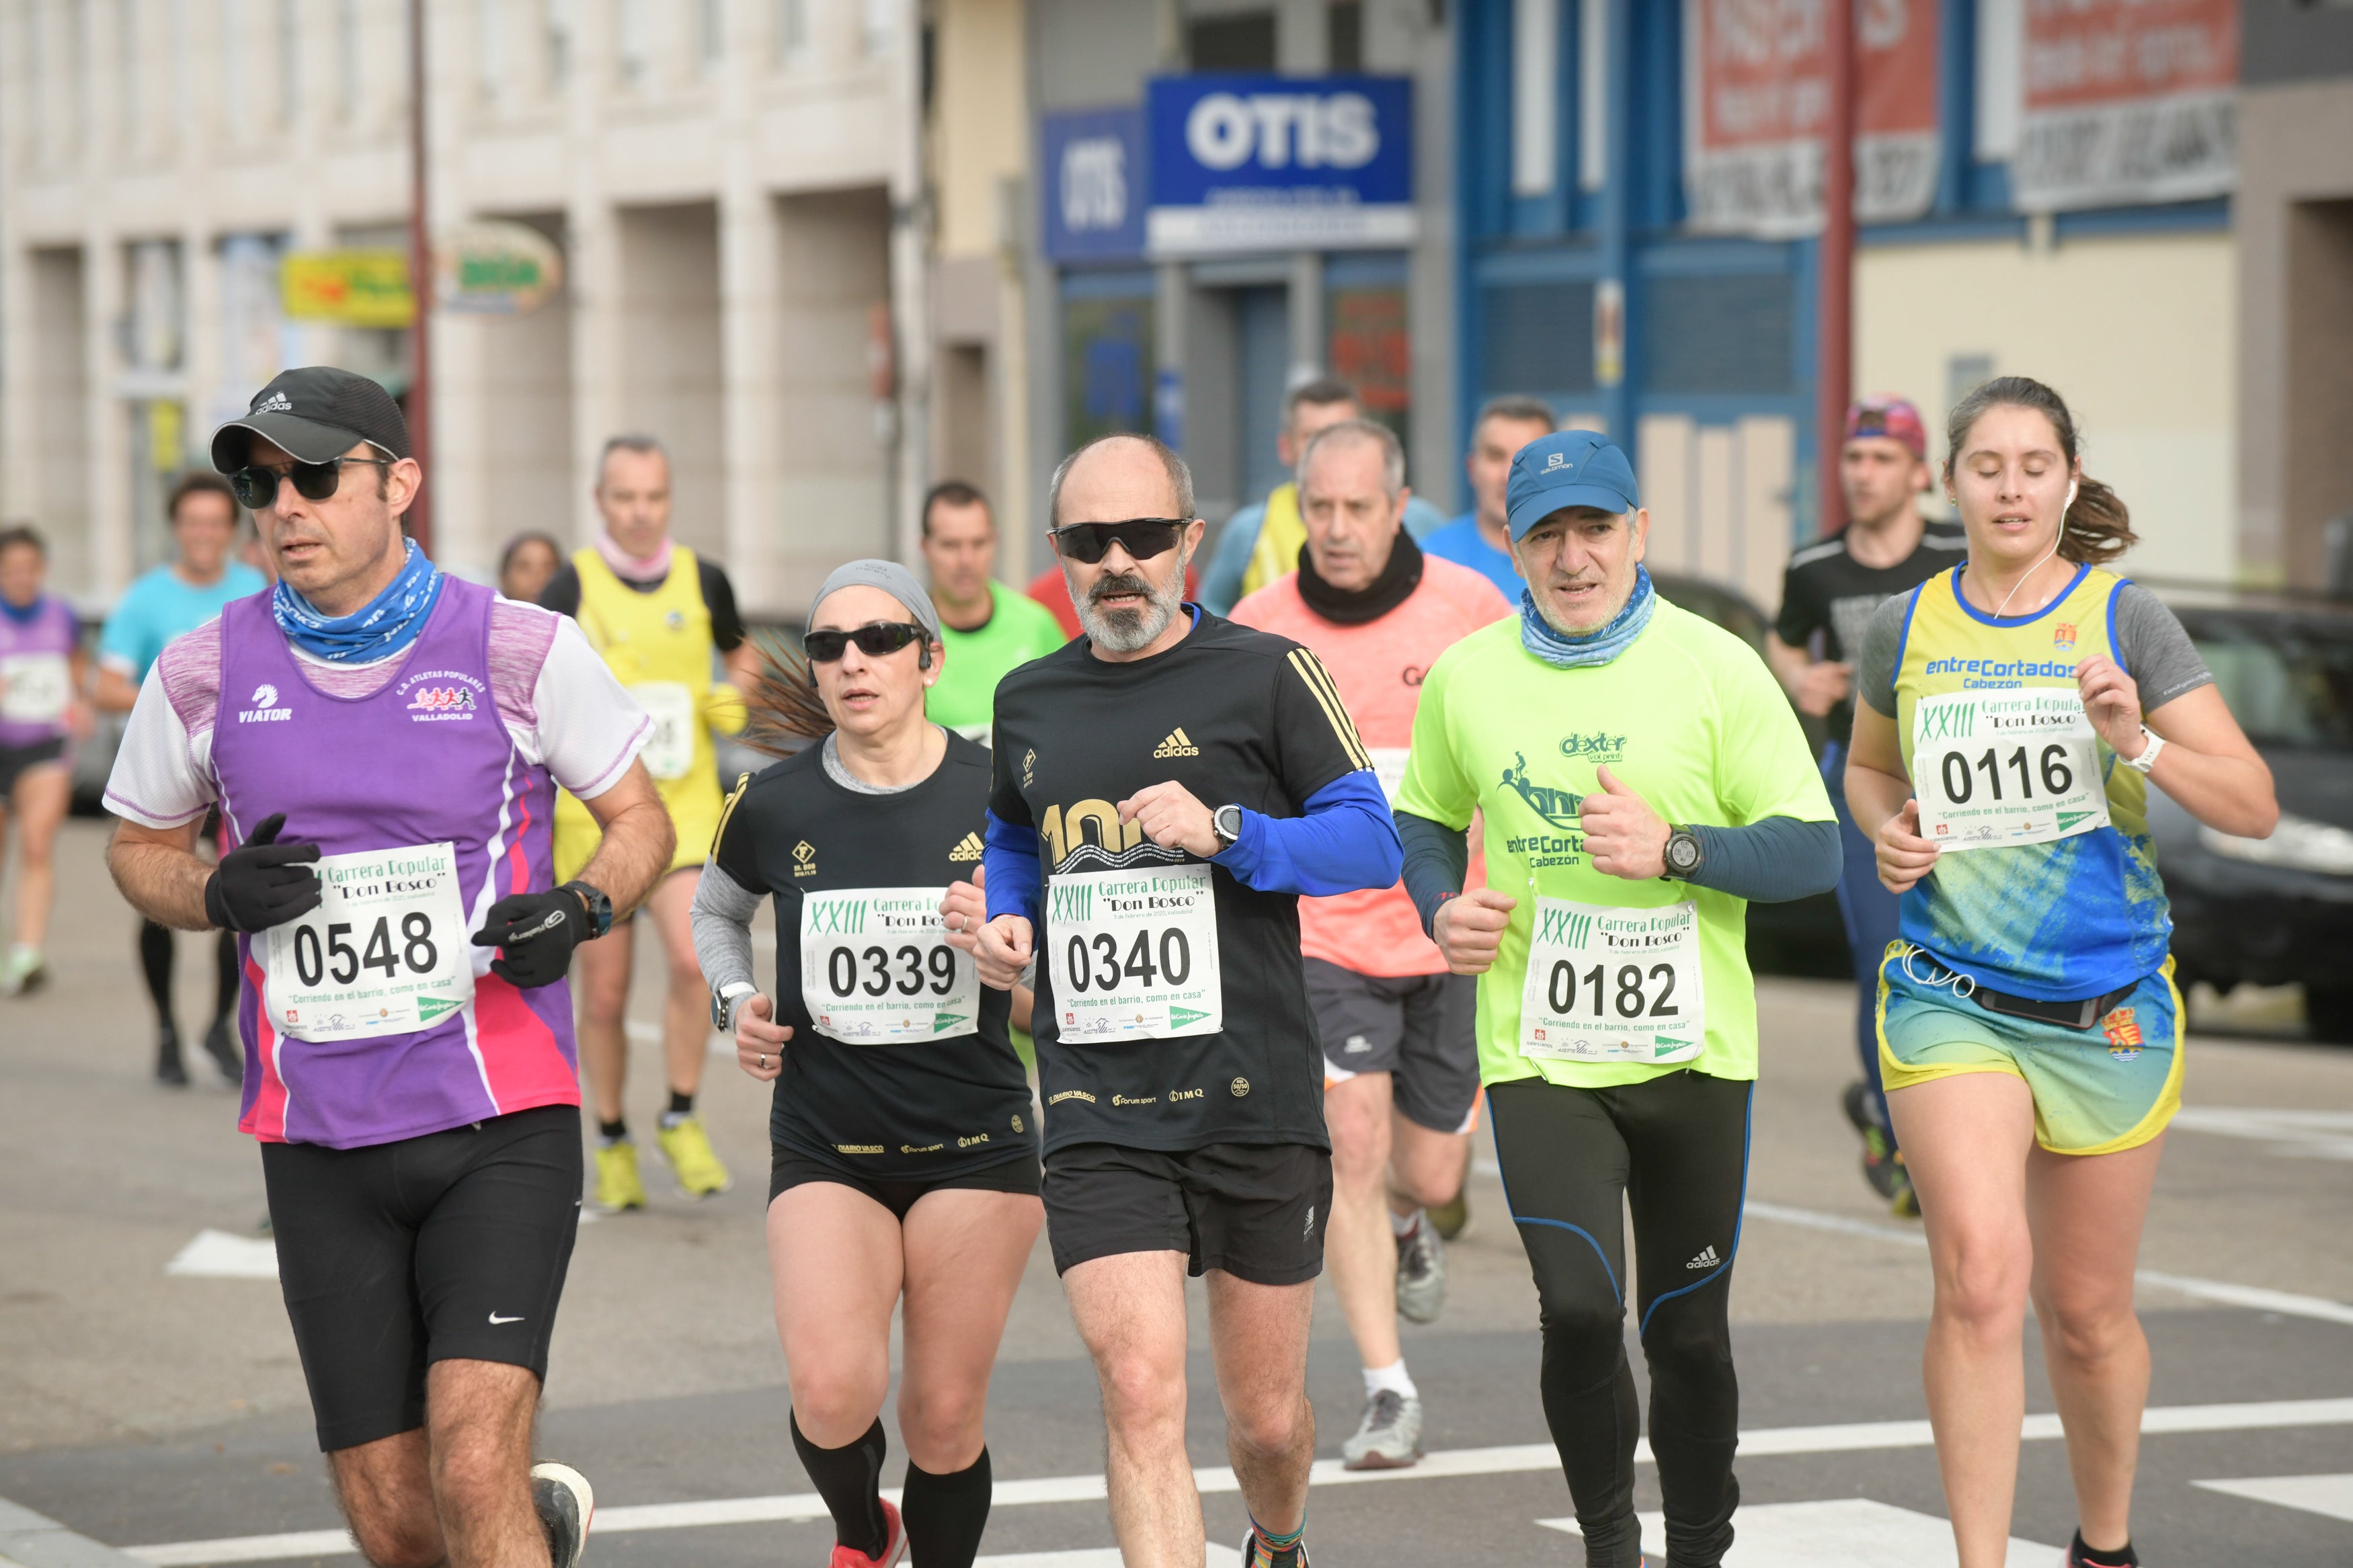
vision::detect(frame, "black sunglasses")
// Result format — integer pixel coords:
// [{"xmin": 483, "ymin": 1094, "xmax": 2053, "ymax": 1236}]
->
[
  {"xmin": 1047, "ymin": 518, "xmax": 1187, "ymax": 565},
  {"xmin": 802, "ymin": 622, "xmax": 930, "ymax": 663},
  {"xmin": 229, "ymin": 457, "xmax": 395, "ymax": 509}
]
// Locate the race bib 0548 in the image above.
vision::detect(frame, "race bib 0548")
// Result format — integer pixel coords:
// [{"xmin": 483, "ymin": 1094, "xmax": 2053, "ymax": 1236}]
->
[
  {"xmin": 263, "ymin": 843, "xmax": 473, "ymax": 1043},
  {"xmin": 1518, "ymin": 897, "xmax": 1706, "ymax": 1064},
  {"xmin": 799, "ymin": 885, "xmax": 981, "ymax": 1043},
  {"xmin": 1046, "ymin": 862, "xmax": 1222, "ymax": 1043},
  {"xmin": 1911, "ymin": 690, "xmax": 2108, "ymax": 850}
]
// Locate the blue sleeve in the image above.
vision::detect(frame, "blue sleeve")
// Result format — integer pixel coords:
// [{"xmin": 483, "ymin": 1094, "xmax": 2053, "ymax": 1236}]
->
[
  {"xmin": 97, "ymin": 580, "xmax": 154, "ymax": 675},
  {"xmin": 1213, "ymin": 769, "xmax": 1402, "ymax": 897},
  {"xmin": 982, "ymin": 811, "xmax": 1043, "ymax": 926},
  {"xmin": 1684, "ymin": 817, "xmax": 1843, "ymax": 903},
  {"xmin": 1396, "ymin": 809, "xmax": 1472, "ymax": 936},
  {"xmin": 1200, "ymin": 505, "xmax": 1264, "ymax": 616}
]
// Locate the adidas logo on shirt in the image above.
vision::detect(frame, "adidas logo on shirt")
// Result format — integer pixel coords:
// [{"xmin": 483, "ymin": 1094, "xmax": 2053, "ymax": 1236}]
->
[
  {"xmin": 949, "ymin": 831, "xmax": 984, "ymax": 862},
  {"xmin": 1685, "ymin": 1245, "xmax": 1722, "ymax": 1271},
  {"xmin": 1153, "ymin": 727, "xmax": 1201, "ymax": 759}
]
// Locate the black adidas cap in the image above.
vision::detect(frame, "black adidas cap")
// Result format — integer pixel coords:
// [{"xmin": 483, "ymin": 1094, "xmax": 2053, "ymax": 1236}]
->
[{"xmin": 211, "ymin": 366, "xmax": 412, "ymax": 471}]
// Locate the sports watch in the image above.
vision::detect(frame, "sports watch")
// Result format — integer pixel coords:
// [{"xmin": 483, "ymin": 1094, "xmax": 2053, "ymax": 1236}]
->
[
  {"xmin": 1661, "ymin": 826, "xmax": 1704, "ymax": 881},
  {"xmin": 1212, "ymin": 802, "xmax": 1244, "ymax": 854},
  {"xmin": 711, "ymin": 981, "xmax": 758, "ymax": 1034},
  {"xmin": 563, "ymin": 880, "xmax": 614, "ymax": 939},
  {"xmin": 2120, "ymin": 725, "xmax": 2165, "ymax": 775}
]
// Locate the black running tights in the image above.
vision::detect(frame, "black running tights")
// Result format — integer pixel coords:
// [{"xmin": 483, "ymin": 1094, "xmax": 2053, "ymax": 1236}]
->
[
  {"xmin": 138, "ymin": 920, "xmax": 237, "ymax": 1030},
  {"xmin": 1488, "ymin": 1071, "xmax": 1753, "ymax": 1568}
]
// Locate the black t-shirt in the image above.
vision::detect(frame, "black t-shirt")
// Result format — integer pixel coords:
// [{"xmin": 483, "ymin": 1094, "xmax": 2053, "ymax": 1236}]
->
[
  {"xmin": 988, "ymin": 610, "xmax": 1369, "ymax": 1157},
  {"xmin": 540, "ymin": 556, "xmax": 747, "ymax": 653},
  {"xmin": 1773, "ymin": 520, "xmax": 1966, "ymax": 746},
  {"xmin": 711, "ymin": 736, "xmax": 1037, "ymax": 1178}
]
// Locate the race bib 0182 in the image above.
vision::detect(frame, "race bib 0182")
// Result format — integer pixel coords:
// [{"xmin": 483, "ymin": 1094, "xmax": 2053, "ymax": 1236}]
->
[
  {"xmin": 799, "ymin": 885, "xmax": 982, "ymax": 1043},
  {"xmin": 1911, "ymin": 690, "xmax": 2109, "ymax": 850},
  {"xmin": 263, "ymin": 843, "xmax": 474, "ymax": 1044},
  {"xmin": 631, "ymin": 682, "xmax": 697, "ymax": 780},
  {"xmin": 1046, "ymin": 861, "xmax": 1222, "ymax": 1042},
  {"xmin": 1518, "ymin": 897, "xmax": 1706, "ymax": 1064}
]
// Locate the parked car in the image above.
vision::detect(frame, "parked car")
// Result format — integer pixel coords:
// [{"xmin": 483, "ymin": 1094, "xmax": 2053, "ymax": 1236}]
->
[
  {"xmin": 2144, "ymin": 589, "xmax": 2353, "ymax": 1040},
  {"xmin": 1648, "ymin": 572, "xmax": 1851, "ymax": 980}
]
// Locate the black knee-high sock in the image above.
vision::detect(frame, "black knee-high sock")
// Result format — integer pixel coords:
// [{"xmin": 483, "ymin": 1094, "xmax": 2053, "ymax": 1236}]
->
[
  {"xmin": 138, "ymin": 920, "xmax": 175, "ymax": 1030},
  {"xmin": 213, "ymin": 930, "xmax": 241, "ymax": 1024},
  {"xmin": 902, "ymin": 1448, "xmax": 992, "ymax": 1568},
  {"xmin": 791, "ymin": 1411, "xmax": 888, "ymax": 1558}
]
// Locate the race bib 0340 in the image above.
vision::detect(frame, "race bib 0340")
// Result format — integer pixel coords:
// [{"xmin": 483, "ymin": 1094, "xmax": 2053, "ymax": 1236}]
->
[
  {"xmin": 1046, "ymin": 862, "xmax": 1222, "ymax": 1043},
  {"xmin": 1518, "ymin": 897, "xmax": 1706, "ymax": 1064},
  {"xmin": 1911, "ymin": 690, "xmax": 2109, "ymax": 850},
  {"xmin": 263, "ymin": 843, "xmax": 473, "ymax": 1043}
]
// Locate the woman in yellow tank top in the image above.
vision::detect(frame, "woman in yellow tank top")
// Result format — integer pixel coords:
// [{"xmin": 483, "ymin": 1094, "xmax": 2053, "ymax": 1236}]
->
[{"xmin": 1844, "ymin": 379, "xmax": 2278, "ymax": 1568}]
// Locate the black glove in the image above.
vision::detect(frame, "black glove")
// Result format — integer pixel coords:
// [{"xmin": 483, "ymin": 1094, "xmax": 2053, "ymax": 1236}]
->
[
  {"xmin": 469, "ymin": 888, "xmax": 591, "ymax": 989},
  {"xmin": 203, "ymin": 813, "xmax": 321, "ymax": 932}
]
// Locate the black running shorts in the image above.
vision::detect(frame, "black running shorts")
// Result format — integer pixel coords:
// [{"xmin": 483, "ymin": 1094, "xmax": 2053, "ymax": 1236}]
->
[
  {"xmin": 0, "ymin": 736, "xmax": 66, "ymax": 797},
  {"xmin": 768, "ymin": 1145, "xmax": 1042, "ymax": 1220},
  {"xmin": 260, "ymin": 1105, "xmax": 583, "ymax": 1452},
  {"xmin": 1305, "ymin": 957, "xmax": 1481, "ymax": 1133},
  {"xmin": 1043, "ymin": 1141, "xmax": 1331, "ymax": 1286}
]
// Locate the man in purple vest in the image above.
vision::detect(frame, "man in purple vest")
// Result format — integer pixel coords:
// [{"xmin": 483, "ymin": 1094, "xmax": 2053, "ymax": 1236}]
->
[{"xmin": 104, "ymin": 367, "xmax": 676, "ymax": 1568}]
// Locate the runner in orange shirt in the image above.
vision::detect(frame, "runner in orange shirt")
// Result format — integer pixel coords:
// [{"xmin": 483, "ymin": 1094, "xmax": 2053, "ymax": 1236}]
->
[{"xmin": 1231, "ymin": 419, "xmax": 1511, "ymax": 1470}]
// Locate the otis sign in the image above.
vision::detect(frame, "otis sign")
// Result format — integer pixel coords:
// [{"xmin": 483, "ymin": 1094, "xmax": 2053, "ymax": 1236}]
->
[{"xmin": 1146, "ymin": 73, "xmax": 1414, "ymax": 257}]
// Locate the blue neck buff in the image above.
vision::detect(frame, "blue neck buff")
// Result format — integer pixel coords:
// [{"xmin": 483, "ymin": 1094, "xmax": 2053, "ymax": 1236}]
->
[
  {"xmin": 0, "ymin": 594, "xmax": 41, "ymax": 626},
  {"xmin": 272, "ymin": 538, "xmax": 444, "ymax": 664},
  {"xmin": 1519, "ymin": 565, "xmax": 1657, "ymax": 669}
]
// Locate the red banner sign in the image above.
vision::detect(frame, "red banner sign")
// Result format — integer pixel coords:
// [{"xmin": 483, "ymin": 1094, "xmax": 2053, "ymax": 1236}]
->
[
  {"xmin": 2014, "ymin": 0, "xmax": 2237, "ymax": 210},
  {"xmin": 1684, "ymin": 0, "xmax": 1943, "ymax": 237}
]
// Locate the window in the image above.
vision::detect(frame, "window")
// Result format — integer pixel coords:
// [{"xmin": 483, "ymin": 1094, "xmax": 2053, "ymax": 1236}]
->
[
  {"xmin": 277, "ymin": 0, "xmax": 299, "ymax": 124},
  {"xmin": 616, "ymin": 0, "xmax": 648, "ymax": 84},
  {"xmin": 1328, "ymin": 1, "xmax": 1361, "ymax": 71},
  {"xmin": 546, "ymin": 0, "xmax": 572, "ymax": 86},
  {"xmin": 1642, "ymin": 275, "xmax": 1792, "ymax": 395},
  {"xmin": 1975, "ymin": 0, "xmax": 2022, "ymax": 161},
  {"xmin": 1482, "ymin": 280, "xmax": 1596, "ymax": 396},
  {"xmin": 1578, "ymin": 0, "xmax": 1607, "ymax": 191},
  {"xmin": 775, "ymin": 0, "xmax": 803, "ymax": 60},
  {"xmin": 1511, "ymin": 0, "xmax": 1557, "ymax": 197},
  {"xmin": 863, "ymin": 0, "xmax": 891, "ymax": 54},
  {"xmin": 700, "ymin": 0, "xmax": 721, "ymax": 68},
  {"xmin": 479, "ymin": 0, "xmax": 506, "ymax": 100},
  {"xmin": 1187, "ymin": 12, "xmax": 1276, "ymax": 71},
  {"xmin": 337, "ymin": 0, "xmax": 361, "ymax": 120}
]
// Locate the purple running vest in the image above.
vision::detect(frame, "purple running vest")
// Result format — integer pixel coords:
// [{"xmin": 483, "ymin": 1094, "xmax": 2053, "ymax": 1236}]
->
[
  {"xmin": 0, "ymin": 593, "xmax": 79, "ymax": 748},
  {"xmin": 210, "ymin": 579, "xmax": 579, "ymax": 1148}
]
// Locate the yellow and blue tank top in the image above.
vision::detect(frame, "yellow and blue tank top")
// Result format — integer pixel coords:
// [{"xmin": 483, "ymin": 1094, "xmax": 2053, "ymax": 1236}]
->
[{"xmin": 1892, "ymin": 563, "xmax": 2169, "ymax": 1001}]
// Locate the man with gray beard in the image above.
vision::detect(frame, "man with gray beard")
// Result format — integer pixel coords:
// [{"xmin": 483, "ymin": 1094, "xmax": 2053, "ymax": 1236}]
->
[{"xmin": 945, "ymin": 432, "xmax": 1402, "ymax": 1568}]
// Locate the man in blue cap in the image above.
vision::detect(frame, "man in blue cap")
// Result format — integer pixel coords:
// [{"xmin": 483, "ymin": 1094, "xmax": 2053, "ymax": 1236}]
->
[{"xmin": 1388, "ymin": 430, "xmax": 1840, "ymax": 1568}]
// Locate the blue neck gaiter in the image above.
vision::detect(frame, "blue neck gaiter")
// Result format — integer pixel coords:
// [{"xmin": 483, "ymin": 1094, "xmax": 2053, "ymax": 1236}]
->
[
  {"xmin": 272, "ymin": 538, "xmax": 443, "ymax": 664},
  {"xmin": 1519, "ymin": 565, "xmax": 1657, "ymax": 669}
]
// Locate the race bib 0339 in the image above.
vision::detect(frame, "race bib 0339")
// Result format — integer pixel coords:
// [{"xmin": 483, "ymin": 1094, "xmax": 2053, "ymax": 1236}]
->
[
  {"xmin": 1046, "ymin": 862, "xmax": 1222, "ymax": 1043},
  {"xmin": 1911, "ymin": 690, "xmax": 2109, "ymax": 850},
  {"xmin": 798, "ymin": 885, "xmax": 981, "ymax": 1043},
  {"xmin": 1518, "ymin": 897, "xmax": 1706, "ymax": 1064},
  {"xmin": 263, "ymin": 843, "xmax": 473, "ymax": 1043}
]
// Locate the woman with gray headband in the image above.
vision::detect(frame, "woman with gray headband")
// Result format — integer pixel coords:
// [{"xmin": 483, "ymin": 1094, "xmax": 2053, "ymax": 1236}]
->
[{"xmin": 690, "ymin": 559, "xmax": 1041, "ymax": 1568}]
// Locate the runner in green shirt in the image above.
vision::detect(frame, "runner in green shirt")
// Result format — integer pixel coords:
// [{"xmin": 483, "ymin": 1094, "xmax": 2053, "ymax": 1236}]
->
[
  {"xmin": 1393, "ymin": 429, "xmax": 1838, "ymax": 1568},
  {"xmin": 920, "ymin": 481, "xmax": 1068, "ymax": 742}
]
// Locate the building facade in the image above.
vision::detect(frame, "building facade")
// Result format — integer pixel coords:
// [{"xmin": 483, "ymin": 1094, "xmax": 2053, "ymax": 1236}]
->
[{"xmin": 0, "ymin": 0, "xmax": 923, "ymax": 616}]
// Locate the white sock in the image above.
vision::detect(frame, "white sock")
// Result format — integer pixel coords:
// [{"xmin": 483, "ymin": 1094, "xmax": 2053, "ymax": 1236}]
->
[
  {"xmin": 1363, "ymin": 1359, "xmax": 1418, "ymax": 1401},
  {"xmin": 1390, "ymin": 1206, "xmax": 1423, "ymax": 1237}
]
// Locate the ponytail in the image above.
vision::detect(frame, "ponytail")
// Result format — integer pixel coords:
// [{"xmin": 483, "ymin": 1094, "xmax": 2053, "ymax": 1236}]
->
[
  {"xmin": 1943, "ymin": 375, "xmax": 2137, "ymax": 567},
  {"xmin": 2057, "ymin": 474, "xmax": 2133, "ymax": 566},
  {"xmin": 738, "ymin": 635, "xmax": 835, "ymax": 755}
]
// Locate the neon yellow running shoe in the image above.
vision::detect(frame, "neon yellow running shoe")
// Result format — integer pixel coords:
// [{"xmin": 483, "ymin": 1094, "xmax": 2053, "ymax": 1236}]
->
[
  {"xmin": 594, "ymin": 1140, "xmax": 647, "ymax": 1212},
  {"xmin": 656, "ymin": 1116, "xmax": 733, "ymax": 1198}
]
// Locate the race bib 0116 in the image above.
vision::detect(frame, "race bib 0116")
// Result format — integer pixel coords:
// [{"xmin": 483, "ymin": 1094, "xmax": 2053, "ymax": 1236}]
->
[
  {"xmin": 1046, "ymin": 861, "xmax": 1222, "ymax": 1042},
  {"xmin": 1911, "ymin": 690, "xmax": 2109, "ymax": 850},
  {"xmin": 1518, "ymin": 897, "xmax": 1706, "ymax": 1064},
  {"xmin": 799, "ymin": 885, "xmax": 982, "ymax": 1043},
  {"xmin": 0, "ymin": 653, "xmax": 71, "ymax": 725},
  {"xmin": 263, "ymin": 843, "xmax": 474, "ymax": 1043},
  {"xmin": 631, "ymin": 682, "xmax": 696, "ymax": 780}
]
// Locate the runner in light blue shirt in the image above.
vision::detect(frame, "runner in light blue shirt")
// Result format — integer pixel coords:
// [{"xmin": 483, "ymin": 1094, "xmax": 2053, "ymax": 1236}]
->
[{"xmin": 1418, "ymin": 395, "xmax": 1560, "ymax": 604}]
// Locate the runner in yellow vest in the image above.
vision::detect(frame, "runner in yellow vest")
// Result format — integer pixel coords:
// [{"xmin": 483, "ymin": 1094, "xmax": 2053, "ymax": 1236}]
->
[{"xmin": 542, "ymin": 435, "xmax": 755, "ymax": 1210}]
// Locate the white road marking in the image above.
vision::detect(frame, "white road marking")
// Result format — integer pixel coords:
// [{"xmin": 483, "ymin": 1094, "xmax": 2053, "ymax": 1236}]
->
[
  {"xmin": 2195, "ymin": 1472, "xmax": 2353, "ymax": 1524},
  {"xmin": 2169, "ymin": 1106, "xmax": 2353, "ymax": 1161},
  {"xmin": 1539, "ymin": 1497, "xmax": 2055, "ymax": 1565},
  {"xmin": 978, "ymin": 1551, "xmax": 1240, "ymax": 1568},
  {"xmin": 162, "ymin": 1230, "xmax": 278, "ymax": 1280},
  {"xmin": 1743, "ymin": 1201, "xmax": 2353, "ymax": 1327},
  {"xmin": 120, "ymin": 1397, "xmax": 2353, "ymax": 1563}
]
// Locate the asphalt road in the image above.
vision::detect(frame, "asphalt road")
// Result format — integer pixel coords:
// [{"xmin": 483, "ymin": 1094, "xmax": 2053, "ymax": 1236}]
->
[{"xmin": 3, "ymin": 819, "xmax": 2350, "ymax": 1566}]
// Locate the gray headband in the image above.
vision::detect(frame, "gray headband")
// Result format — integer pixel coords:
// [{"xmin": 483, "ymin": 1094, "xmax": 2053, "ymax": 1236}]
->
[{"xmin": 811, "ymin": 559, "xmax": 941, "ymax": 643}]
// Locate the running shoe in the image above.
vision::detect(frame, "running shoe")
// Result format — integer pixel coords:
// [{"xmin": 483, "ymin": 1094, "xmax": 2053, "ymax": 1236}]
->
[
  {"xmin": 1426, "ymin": 1188, "xmax": 1472, "ymax": 1241},
  {"xmin": 155, "ymin": 1024, "xmax": 190, "ymax": 1087},
  {"xmin": 2066, "ymin": 1530, "xmax": 2138, "ymax": 1567},
  {"xmin": 829, "ymin": 1497, "xmax": 907, "ymax": 1567},
  {"xmin": 1842, "ymin": 1080, "xmax": 1917, "ymax": 1216},
  {"xmin": 1888, "ymin": 1151, "xmax": 1920, "ymax": 1220},
  {"xmin": 201, "ymin": 1017, "xmax": 243, "ymax": 1086},
  {"xmin": 1341, "ymin": 1389, "xmax": 1423, "ymax": 1470},
  {"xmin": 3, "ymin": 946, "xmax": 47, "ymax": 997},
  {"xmin": 1238, "ymin": 1525, "xmax": 1310, "ymax": 1568},
  {"xmin": 656, "ymin": 1115, "xmax": 733, "ymax": 1198},
  {"xmin": 1395, "ymin": 1211, "xmax": 1447, "ymax": 1325},
  {"xmin": 530, "ymin": 1461, "xmax": 594, "ymax": 1568},
  {"xmin": 594, "ymin": 1139, "xmax": 647, "ymax": 1212}
]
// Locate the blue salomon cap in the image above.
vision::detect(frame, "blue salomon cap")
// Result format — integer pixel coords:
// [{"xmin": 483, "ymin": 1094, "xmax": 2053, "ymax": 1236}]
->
[{"xmin": 1505, "ymin": 429, "xmax": 1640, "ymax": 541}]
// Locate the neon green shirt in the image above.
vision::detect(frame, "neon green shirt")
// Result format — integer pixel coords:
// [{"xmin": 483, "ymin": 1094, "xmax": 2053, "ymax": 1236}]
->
[
  {"xmin": 925, "ymin": 581, "xmax": 1069, "ymax": 740},
  {"xmin": 1394, "ymin": 599, "xmax": 1833, "ymax": 1089}
]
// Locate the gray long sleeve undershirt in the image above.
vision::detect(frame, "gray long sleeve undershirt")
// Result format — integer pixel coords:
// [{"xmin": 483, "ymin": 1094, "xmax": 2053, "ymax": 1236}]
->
[{"xmin": 1396, "ymin": 809, "xmax": 1841, "ymax": 936}]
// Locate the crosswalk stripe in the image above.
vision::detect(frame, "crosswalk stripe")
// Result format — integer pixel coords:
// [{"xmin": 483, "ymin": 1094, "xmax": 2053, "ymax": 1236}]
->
[
  {"xmin": 2195, "ymin": 1473, "xmax": 2353, "ymax": 1524},
  {"xmin": 120, "ymin": 1396, "xmax": 2353, "ymax": 1563},
  {"xmin": 1540, "ymin": 1498, "xmax": 2057, "ymax": 1566}
]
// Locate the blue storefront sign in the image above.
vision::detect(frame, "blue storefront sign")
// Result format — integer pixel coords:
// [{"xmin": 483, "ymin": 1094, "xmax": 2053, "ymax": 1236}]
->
[
  {"xmin": 1041, "ymin": 107, "xmax": 1148, "ymax": 263},
  {"xmin": 1144, "ymin": 73, "xmax": 1414, "ymax": 257}
]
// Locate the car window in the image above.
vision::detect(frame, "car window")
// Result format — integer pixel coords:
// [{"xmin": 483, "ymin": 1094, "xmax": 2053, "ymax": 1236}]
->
[{"xmin": 2190, "ymin": 624, "xmax": 2353, "ymax": 750}]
